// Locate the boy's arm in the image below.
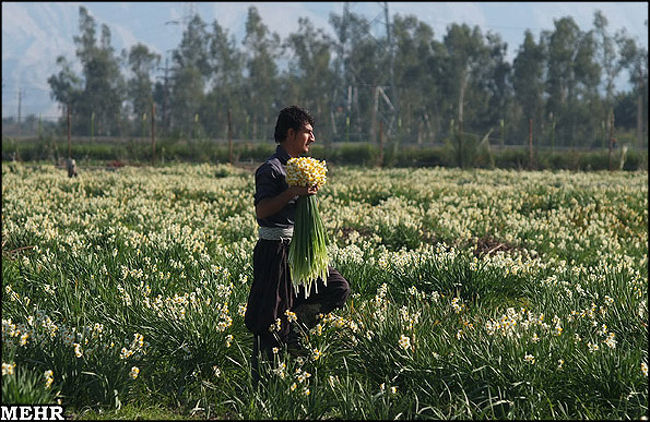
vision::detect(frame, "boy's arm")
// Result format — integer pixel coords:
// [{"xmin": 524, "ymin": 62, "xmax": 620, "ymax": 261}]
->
[{"xmin": 255, "ymin": 185, "xmax": 318, "ymax": 220}]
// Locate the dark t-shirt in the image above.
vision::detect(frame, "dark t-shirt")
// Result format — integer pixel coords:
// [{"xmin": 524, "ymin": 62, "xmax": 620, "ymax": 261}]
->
[{"xmin": 254, "ymin": 145, "xmax": 297, "ymax": 229}]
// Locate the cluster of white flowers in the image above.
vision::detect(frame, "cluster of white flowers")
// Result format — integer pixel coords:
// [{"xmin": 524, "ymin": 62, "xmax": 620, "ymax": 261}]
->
[
  {"xmin": 451, "ymin": 297, "xmax": 465, "ymax": 313},
  {"xmin": 129, "ymin": 366, "xmax": 140, "ymax": 380},
  {"xmin": 379, "ymin": 383, "xmax": 398, "ymax": 395},
  {"xmin": 2, "ymin": 362, "xmax": 16, "ymax": 376},
  {"xmin": 44, "ymin": 369, "xmax": 54, "ymax": 388},
  {"xmin": 399, "ymin": 306, "xmax": 421, "ymax": 331},
  {"xmin": 398, "ymin": 334, "xmax": 413, "ymax": 352},
  {"xmin": 120, "ymin": 332, "xmax": 149, "ymax": 361}
]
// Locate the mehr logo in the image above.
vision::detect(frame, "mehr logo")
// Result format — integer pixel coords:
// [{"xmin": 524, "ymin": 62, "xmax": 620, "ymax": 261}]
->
[{"xmin": 1, "ymin": 405, "xmax": 65, "ymax": 421}]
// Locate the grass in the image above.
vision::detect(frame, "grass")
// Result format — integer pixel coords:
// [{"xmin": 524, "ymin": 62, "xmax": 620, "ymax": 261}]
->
[{"xmin": 1, "ymin": 162, "xmax": 647, "ymax": 419}]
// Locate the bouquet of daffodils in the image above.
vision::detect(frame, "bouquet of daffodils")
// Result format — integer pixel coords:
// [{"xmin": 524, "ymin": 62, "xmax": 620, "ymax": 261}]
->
[{"xmin": 286, "ymin": 157, "xmax": 329, "ymax": 298}]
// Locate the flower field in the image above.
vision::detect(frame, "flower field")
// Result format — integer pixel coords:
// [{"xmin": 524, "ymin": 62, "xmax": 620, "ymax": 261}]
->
[{"xmin": 2, "ymin": 162, "xmax": 648, "ymax": 419}]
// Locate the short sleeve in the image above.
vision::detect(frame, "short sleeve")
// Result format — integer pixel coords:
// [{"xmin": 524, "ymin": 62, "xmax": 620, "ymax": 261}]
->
[{"xmin": 254, "ymin": 163, "xmax": 281, "ymax": 206}]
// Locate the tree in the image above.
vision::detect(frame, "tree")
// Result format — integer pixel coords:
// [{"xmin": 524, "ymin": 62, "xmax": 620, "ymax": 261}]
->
[
  {"xmin": 513, "ymin": 30, "xmax": 545, "ymax": 145},
  {"xmin": 572, "ymin": 28, "xmax": 601, "ymax": 145},
  {"xmin": 169, "ymin": 14, "xmax": 210, "ymax": 138},
  {"xmin": 593, "ymin": 10, "xmax": 632, "ymax": 149},
  {"xmin": 613, "ymin": 91, "xmax": 637, "ymax": 130},
  {"xmin": 71, "ymin": 6, "xmax": 125, "ymax": 136},
  {"xmin": 594, "ymin": 11, "xmax": 625, "ymax": 108},
  {"xmin": 392, "ymin": 14, "xmax": 439, "ymax": 144},
  {"xmin": 283, "ymin": 17, "xmax": 336, "ymax": 142},
  {"xmin": 329, "ymin": 9, "xmax": 384, "ymax": 142},
  {"xmin": 476, "ymin": 31, "xmax": 512, "ymax": 133},
  {"xmin": 542, "ymin": 17, "xmax": 580, "ymax": 145},
  {"xmin": 441, "ymin": 23, "xmax": 489, "ymax": 166},
  {"xmin": 202, "ymin": 19, "xmax": 245, "ymax": 139},
  {"xmin": 47, "ymin": 55, "xmax": 83, "ymax": 122},
  {"xmin": 243, "ymin": 6, "xmax": 281, "ymax": 140},
  {"xmin": 328, "ymin": 5, "xmax": 352, "ymax": 142},
  {"xmin": 618, "ymin": 28, "xmax": 648, "ymax": 148},
  {"xmin": 126, "ymin": 43, "xmax": 160, "ymax": 135},
  {"xmin": 543, "ymin": 17, "xmax": 602, "ymax": 147}
]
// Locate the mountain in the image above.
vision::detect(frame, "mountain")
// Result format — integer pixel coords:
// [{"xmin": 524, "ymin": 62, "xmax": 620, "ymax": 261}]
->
[{"xmin": 2, "ymin": 2, "xmax": 647, "ymax": 121}]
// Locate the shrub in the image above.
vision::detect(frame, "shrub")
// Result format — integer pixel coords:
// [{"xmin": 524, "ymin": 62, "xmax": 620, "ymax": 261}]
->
[{"xmin": 2, "ymin": 136, "xmax": 646, "ymax": 171}]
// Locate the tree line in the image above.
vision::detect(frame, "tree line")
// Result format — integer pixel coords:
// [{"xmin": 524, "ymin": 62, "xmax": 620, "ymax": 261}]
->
[{"xmin": 47, "ymin": 5, "xmax": 648, "ymax": 150}]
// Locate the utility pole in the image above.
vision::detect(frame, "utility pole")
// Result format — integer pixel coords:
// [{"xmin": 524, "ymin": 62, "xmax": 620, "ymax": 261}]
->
[
  {"xmin": 157, "ymin": 55, "xmax": 170, "ymax": 134},
  {"xmin": 164, "ymin": 57, "xmax": 169, "ymax": 132},
  {"xmin": 370, "ymin": 85, "xmax": 379, "ymax": 144},
  {"xmin": 228, "ymin": 109, "xmax": 233, "ymax": 164},
  {"xmin": 608, "ymin": 111, "xmax": 615, "ymax": 171},
  {"xmin": 17, "ymin": 88, "xmax": 22, "ymax": 136},
  {"xmin": 66, "ymin": 103, "xmax": 77, "ymax": 177},
  {"xmin": 378, "ymin": 119, "xmax": 384, "ymax": 167},
  {"xmin": 184, "ymin": 2, "xmax": 197, "ymax": 25},
  {"xmin": 67, "ymin": 104, "xmax": 71, "ymax": 159},
  {"xmin": 151, "ymin": 102, "xmax": 156, "ymax": 165},
  {"xmin": 163, "ymin": 2, "xmax": 197, "ymax": 133},
  {"xmin": 529, "ymin": 118, "xmax": 534, "ymax": 169},
  {"xmin": 331, "ymin": 2, "xmax": 351, "ymax": 143},
  {"xmin": 458, "ymin": 118, "xmax": 463, "ymax": 168},
  {"xmin": 333, "ymin": 2, "xmax": 378, "ymax": 142},
  {"xmin": 383, "ymin": 2, "xmax": 398, "ymax": 134},
  {"xmin": 332, "ymin": 2, "xmax": 398, "ymax": 143},
  {"xmin": 166, "ymin": 2, "xmax": 197, "ymax": 30}
]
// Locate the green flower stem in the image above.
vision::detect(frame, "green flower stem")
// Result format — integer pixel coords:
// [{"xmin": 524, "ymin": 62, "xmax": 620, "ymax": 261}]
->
[{"xmin": 289, "ymin": 194, "xmax": 329, "ymax": 298}]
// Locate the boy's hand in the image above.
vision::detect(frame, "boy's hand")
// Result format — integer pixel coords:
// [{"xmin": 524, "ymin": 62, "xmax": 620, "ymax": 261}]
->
[{"xmin": 290, "ymin": 185, "xmax": 319, "ymax": 196}]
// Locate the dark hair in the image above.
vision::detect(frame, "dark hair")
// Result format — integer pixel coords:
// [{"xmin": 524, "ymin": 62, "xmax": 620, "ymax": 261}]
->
[{"xmin": 274, "ymin": 106, "xmax": 314, "ymax": 143}]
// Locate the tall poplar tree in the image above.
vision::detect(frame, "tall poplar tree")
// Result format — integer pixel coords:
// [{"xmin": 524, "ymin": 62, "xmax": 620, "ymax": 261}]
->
[
  {"xmin": 618, "ymin": 31, "xmax": 649, "ymax": 148},
  {"xmin": 243, "ymin": 6, "xmax": 281, "ymax": 140},
  {"xmin": 513, "ymin": 30, "xmax": 545, "ymax": 144},
  {"xmin": 283, "ymin": 17, "xmax": 336, "ymax": 141},
  {"xmin": 71, "ymin": 6, "xmax": 125, "ymax": 136},
  {"xmin": 392, "ymin": 14, "xmax": 439, "ymax": 143},
  {"xmin": 202, "ymin": 20, "xmax": 245, "ymax": 138},
  {"xmin": 169, "ymin": 14, "xmax": 210, "ymax": 138},
  {"xmin": 47, "ymin": 56, "xmax": 83, "ymax": 127},
  {"xmin": 542, "ymin": 17, "xmax": 600, "ymax": 147},
  {"xmin": 126, "ymin": 43, "xmax": 160, "ymax": 134},
  {"xmin": 441, "ymin": 23, "xmax": 488, "ymax": 166}
]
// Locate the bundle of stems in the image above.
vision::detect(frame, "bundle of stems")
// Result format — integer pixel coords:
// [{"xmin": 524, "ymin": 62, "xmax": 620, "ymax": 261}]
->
[
  {"xmin": 285, "ymin": 157, "xmax": 329, "ymax": 298},
  {"xmin": 289, "ymin": 193, "xmax": 329, "ymax": 298}
]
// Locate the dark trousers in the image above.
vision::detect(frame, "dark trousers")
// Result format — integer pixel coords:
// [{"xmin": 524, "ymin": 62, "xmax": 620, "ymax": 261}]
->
[{"xmin": 246, "ymin": 239, "xmax": 351, "ymax": 385}]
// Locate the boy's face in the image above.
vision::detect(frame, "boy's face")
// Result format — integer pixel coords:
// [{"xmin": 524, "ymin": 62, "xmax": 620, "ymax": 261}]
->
[{"xmin": 284, "ymin": 123, "xmax": 315, "ymax": 157}]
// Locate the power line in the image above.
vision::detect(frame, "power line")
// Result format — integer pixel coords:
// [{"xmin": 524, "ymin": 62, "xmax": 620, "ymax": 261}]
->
[
  {"xmin": 17, "ymin": 88, "xmax": 22, "ymax": 134},
  {"xmin": 2, "ymin": 85, "xmax": 51, "ymax": 93}
]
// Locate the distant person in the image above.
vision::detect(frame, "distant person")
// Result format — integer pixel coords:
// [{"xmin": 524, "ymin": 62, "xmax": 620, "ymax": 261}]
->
[
  {"xmin": 66, "ymin": 158, "xmax": 77, "ymax": 177},
  {"xmin": 244, "ymin": 105, "xmax": 351, "ymax": 385}
]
